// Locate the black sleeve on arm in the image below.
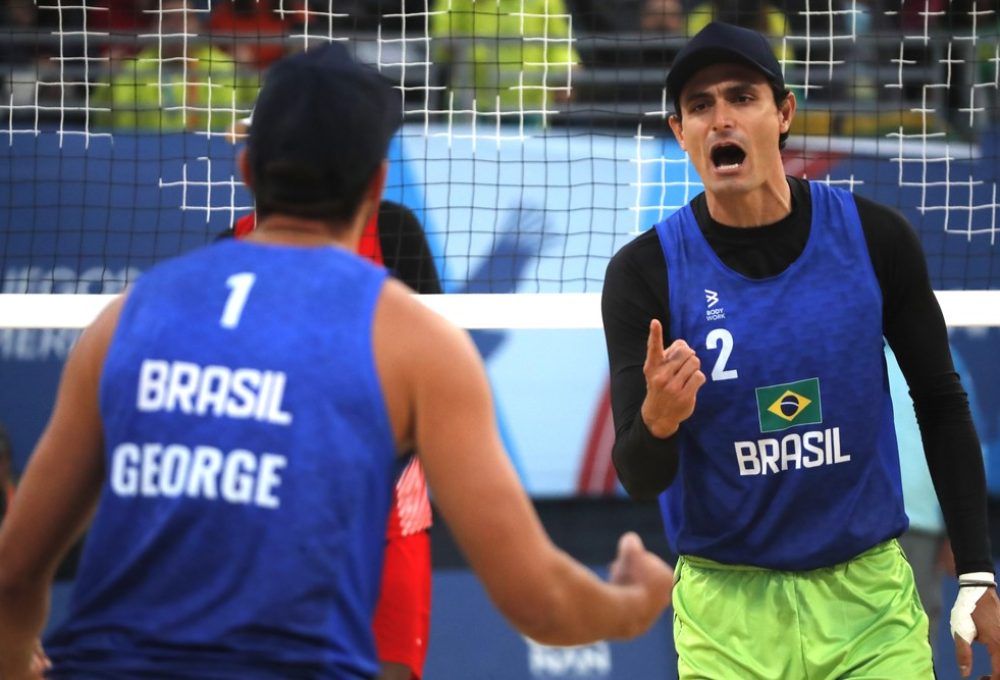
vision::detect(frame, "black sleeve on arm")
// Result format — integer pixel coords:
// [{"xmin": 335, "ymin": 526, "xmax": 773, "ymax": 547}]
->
[
  {"xmin": 602, "ymin": 231, "xmax": 681, "ymax": 501},
  {"xmin": 377, "ymin": 201, "xmax": 443, "ymax": 294},
  {"xmin": 858, "ymin": 195, "xmax": 992, "ymax": 574}
]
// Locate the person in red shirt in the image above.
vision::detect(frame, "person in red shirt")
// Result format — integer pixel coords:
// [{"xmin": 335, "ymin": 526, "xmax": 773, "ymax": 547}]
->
[
  {"xmin": 226, "ymin": 201, "xmax": 439, "ymax": 680},
  {"xmin": 85, "ymin": 0, "xmax": 153, "ymax": 59}
]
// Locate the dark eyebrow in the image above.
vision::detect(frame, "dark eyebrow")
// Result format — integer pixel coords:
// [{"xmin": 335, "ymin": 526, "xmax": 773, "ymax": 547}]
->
[
  {"xmin": 681, "ymin": 79, "xmax": 763, "ymax": 107},
  {"xmin": 722, "ymin": 81, "xmax": 760, "ymax": 96}
]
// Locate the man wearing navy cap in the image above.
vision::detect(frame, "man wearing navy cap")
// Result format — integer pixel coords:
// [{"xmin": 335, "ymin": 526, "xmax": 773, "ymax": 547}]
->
[
  {"xmin": 0, "ymin": 43, "xmax": 675, "ymax": 679},
  {"xmin": 602, "ymin": 21, "xmax": 1000, "ymax": 678}
]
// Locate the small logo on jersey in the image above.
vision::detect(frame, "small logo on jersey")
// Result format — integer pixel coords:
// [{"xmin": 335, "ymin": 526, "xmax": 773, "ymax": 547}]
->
[
  {"xmin": 704, "ymin": 289, "xmax": 725, "ymax": 321},
  {"xmin": 755, "ymin": 378, "xmax": 822, "ymax": 433}
]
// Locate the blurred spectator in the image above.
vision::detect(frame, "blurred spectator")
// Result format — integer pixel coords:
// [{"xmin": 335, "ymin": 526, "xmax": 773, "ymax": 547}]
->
[
  {"xmin": 640, "ymin": 0, "xmax": 684, "ymax": 33},
  {"xmin": 287, "ymin": 0, "xmax": 383, "ymax": 36},
  {"xmin": 92, "ymin": 0, "xmax": 244, "ymax": 132},
  {"xmin": 897, "ymin": 0, "xmax": 944, "ymax": 106},
  {"xmin": 87, "ymin": 0, "xmax": 154, "ymax": 31},
  {"xmin": 781, "ymin": 0, "xmax": 853, "ymax": 101},
  {"xmin": 87, "ymin": 0, "xmax": 156, "ymax": 60},
  {"xmin": 209, "ymin": 0, "xmax": 289, "ymax": 70},
  {"xmin": 840, "ymin": 0, "xmax": 878, "ymax": 100},
  {"xmin": 1, "ymin": 0, "xmax": 41, "ymax": 57},
  {"xmin": 567, "ymin": 0, "xmax": 646, "ymax": 33},
  {"xmin": 685, "ymin": 0, "xmax": 792, "ymax": 62},
  {"xmin": 942, "ymin": 0, "xmax": 999, "ymax": 132},
  {"xmin": 880, "ymin": 0, "xmax": 991, "ymax": 131},
  {"xmin": 430, "ymin": 0, "xmax": 581, "ymax": 121},
  {"xmin": 900, "ymin": 0, "xmax": 947, "ymax": 32},
  {"xmin": 1, "ymin": 0, "xmax": 42, "ymax": 99},
  {"xmin": 0, "ymin": 0, "xmax": 64, "ymax": 108},
  {"xmin": 976, "ymin": 2, "xmax": 1000, "ymax": 86}
]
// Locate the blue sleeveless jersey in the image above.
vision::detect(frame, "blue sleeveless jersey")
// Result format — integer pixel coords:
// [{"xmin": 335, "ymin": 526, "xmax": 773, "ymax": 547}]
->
[
  {"xmin": 654, "ymin": 182, "xmax": 906, "ymax": 570},
  {"xmin": 45, "ymin": 240, "xmax": 397, "ymax": 679}
]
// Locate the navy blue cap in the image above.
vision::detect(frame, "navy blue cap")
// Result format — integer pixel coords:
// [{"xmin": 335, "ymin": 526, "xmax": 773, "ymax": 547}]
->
[
  {"xmin": 666, "ymin": 22, "xmax": 785, "ymax": 108},
  {"xmin": 248, "ymin": 42, "xmax": 403, "ymax": 219}
]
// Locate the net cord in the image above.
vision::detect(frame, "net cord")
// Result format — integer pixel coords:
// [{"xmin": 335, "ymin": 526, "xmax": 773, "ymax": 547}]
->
[{"xmin": 1, "ymin": 291, "xmax": 998, "ymax": 330}]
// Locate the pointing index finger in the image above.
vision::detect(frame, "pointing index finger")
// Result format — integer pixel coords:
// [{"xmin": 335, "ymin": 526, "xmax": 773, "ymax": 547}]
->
[{"xmin": 647, "ymin": 319, "xmax": 664, "ymax": 363}]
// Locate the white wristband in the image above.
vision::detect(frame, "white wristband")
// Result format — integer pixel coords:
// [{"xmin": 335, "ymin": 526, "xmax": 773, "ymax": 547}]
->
[{"xmin": 951, "ymin": 572, "xmax": 996, "ymax": 643}]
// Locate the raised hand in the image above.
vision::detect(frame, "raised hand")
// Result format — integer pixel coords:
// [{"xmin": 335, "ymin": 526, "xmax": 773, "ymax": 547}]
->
[
  {"xmin": 608, "ymin": 531, "xmax": 675, "ymax": 631},
  {"xmin": 640, "ymin": 319, "xmax": 705, "ymax": 438}
]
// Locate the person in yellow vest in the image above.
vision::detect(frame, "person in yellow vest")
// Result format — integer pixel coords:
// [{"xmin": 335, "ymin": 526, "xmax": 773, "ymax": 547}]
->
[
  {"xmin": 93, "ymin": 0, "xmax": 245, "ymax": 132},
  {"xmin": 430, "ymin": 0, "xmax": 581, "ymax": 123}
]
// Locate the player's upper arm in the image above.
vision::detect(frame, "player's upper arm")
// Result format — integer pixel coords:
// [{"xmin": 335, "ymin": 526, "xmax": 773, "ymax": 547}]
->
[
  {"xmin": 372, "ymin": 281, "xmax": 572, "ymax": 634},
  {"xmin": 0, "ymin": 295, "xmax": 125, "ymax": 586},
  {"xmin": 856, "ymin": 194, "xmax": 952, "ymax": 391}
]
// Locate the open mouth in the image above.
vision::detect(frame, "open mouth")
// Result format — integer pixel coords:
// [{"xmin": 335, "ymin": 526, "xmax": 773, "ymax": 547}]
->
[{"xmin": 710, "ymin": 143, "xmax": 746, "ymax": 170}]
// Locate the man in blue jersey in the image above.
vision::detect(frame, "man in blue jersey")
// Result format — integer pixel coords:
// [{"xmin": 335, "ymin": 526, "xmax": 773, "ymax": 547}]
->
[
  {"xmin": 0, "ymin": 43, "xmax": 675, "ymax": 680},
  {"xmin": 602, "ymin": 20, "xmax": 1000, "ymax": 679}
]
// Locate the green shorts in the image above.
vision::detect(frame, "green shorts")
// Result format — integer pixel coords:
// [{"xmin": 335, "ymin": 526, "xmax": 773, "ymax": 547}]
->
[{"xmin": 672, "ymin": 540, "xmax": 934, "ymax": 679}]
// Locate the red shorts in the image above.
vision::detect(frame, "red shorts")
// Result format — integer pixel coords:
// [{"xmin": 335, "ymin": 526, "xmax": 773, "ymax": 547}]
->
[{"xmin": 372, "ymin": 530, "xmax": 432, "ymax": 679}]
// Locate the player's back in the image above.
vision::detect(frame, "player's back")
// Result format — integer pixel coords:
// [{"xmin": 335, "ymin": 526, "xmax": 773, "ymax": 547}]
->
[{"xmin": 45, "ymin": 239, "xmax": 397, "ymax": 680}]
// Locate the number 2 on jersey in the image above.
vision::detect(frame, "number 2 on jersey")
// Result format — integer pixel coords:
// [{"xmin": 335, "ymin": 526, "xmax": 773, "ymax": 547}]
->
[
  {"xmin": 706, "ymin": 328, "xmax": 738, "ymax": 381},
  {"xmin": 220, "ymin": 272, "xmax": 256, "ymax": 329}
]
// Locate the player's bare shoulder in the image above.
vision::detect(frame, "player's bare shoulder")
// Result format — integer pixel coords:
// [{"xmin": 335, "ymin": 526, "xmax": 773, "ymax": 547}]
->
[
  {"xmin": 375, "ymin": 279, "xmax": 473, "ymax": 359},
  {"xmin": 72, "ymin": 293, "xmax": 129, "ymax": 373},
  {"xmin": 372, "ymin": 278, "xmax": 484, "ymax": 452}
]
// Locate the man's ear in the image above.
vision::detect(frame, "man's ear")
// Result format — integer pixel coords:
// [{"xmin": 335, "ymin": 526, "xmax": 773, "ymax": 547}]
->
[
  {"xmin": 779, "ymin": 91, "xmax": 796, "ymax": 135},
  {"xmin": 668, "ymin": 113, "xmax": 685, "ymax": 151},
  {"xmin": 237, "ymin": 148, "xmax": 252, "ymax": 191},
  {"xmin": 367, "ymin": 160, "xmax": 388, "ymax": 205},
  {"xmin": 353, "ymin": 160, "xmax": 389, "ymax": 232}
]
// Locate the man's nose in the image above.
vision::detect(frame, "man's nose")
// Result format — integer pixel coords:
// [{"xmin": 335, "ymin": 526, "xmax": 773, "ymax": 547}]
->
[{"xmin": 710, "ymin": 101, "xmax": 734, "ymax": 130}]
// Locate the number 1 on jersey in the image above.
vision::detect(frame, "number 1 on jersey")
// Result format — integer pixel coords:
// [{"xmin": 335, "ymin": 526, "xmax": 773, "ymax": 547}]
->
[{"xmin": 221, "ymin": 272, "xmax": 256, "ymax": 329}]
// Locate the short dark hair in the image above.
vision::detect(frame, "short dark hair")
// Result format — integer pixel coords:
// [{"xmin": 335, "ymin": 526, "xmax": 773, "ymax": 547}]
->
[
  {"xmin": 247, "ymin": 43, "xmax": 402, "ymax": 228},
  {"xmin": 253, "ymin": 159, "xmax": 381, "ymax": 226}
]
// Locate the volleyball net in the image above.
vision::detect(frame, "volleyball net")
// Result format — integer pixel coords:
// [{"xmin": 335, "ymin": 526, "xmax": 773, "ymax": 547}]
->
[
  {"xmin": 1, "ymin": 1, "xmax": 999, "ymax": 496},
  {"xmin": 1, "ymin": 0, "xmax": 999, "ymax": 332}
]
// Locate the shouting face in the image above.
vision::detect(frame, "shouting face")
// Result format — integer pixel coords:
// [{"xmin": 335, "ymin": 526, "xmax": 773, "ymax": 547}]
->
[{"xmin": 669, "ymin": 62, "xmax": 794, "ymax": 203}]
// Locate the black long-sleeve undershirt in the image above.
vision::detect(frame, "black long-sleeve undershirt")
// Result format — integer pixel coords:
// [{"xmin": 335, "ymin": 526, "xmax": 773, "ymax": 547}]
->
[
  {"xmin": 375, "ymin": 201, "xmax": 442, "ymax": 295},
  {"xmin": 602, "ymin": 176, "xmax": 991, "ymax": 574}
]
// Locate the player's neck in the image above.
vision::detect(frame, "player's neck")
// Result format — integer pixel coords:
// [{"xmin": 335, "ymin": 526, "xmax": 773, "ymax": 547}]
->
[
  {"xmin": 704, "ymin": 174, "xmax": 792, "ymax": 228},
  {"xmin": 250, "ymin": 215, "xmax": 360, "ymax": 251}
]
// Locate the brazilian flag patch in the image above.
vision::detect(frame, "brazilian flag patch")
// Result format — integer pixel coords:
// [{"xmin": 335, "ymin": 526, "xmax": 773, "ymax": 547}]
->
[{"xmin": 755, "ymin": 378, "xmax": 823, "ymax": 433}]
